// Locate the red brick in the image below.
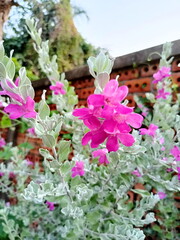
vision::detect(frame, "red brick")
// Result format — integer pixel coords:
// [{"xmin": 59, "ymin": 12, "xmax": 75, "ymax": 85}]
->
[
  {"xmin": 124, "ymin": 78, "xmax": 151, "ymax": 93},
  {"xmin": 126, "ymin": 95, "xmax": 135, "ymax": 107},
  {"xmin": 140, "ymin": 63, "xmax": 159, "ymax": 77},
  {"xmin": 72, "ymin": 78, "xmax": 94, "ymax": 89},
  {"xmin": 77, "ymin": 100, "xmax": 87, "ymax": 107},
  {"xmin": 49, "ymin": 104, "xmax": 56, "ymax": 111},
  {"xmin": 79, "ymin": 87, "xmax": 95, "ymax": 99},
  {"xmin": 171, "ymin": 72, "xmax": 180, "ymax": 87},
  {"xmin": 118, "ymin": 68, "xmax": 139, "ymax": 81},
  {"xmin": 172, "ymin": 58, "xmax": 180, "ymax": 72}
]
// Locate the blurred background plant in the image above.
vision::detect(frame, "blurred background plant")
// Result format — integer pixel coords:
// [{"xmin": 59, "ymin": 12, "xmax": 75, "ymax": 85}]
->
[{"xmin": 2, "ymin": 0, "xmax": 100, "ymax": 80}]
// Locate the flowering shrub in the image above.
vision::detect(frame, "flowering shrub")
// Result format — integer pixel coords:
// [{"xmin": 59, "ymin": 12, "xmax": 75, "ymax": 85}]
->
[{"xmin": 0, "ymin": 20, "xmax": 179, "ymax": 240}]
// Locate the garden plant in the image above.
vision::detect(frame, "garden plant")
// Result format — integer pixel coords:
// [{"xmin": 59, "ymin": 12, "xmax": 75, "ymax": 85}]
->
[{"xmin": 0, "ymin": 19, "xmax": 179, "ymax": 239}]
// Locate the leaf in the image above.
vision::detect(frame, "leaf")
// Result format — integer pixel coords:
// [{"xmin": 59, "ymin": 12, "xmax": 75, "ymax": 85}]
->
[
  {"xmin": 39, "ymin": 148, "xmax": 54, "ymax": 160},
  {"xmin": 38, "ymin": 92, "xmax": 50, "ymax": 120},
  {"xmin": 18, "ymin": 142, "xmax": 33, "ymax": 150},
  {"xmin": 0, "ymin": 115, "xmax": 11, "ymax": 128},
  {"xmin": 87, "ymin": 211, "xmax": 101, "ymax": 225},
  {"xmin": 57, "ymin": 140, "xmax": 71, "ymax": 162},
  {"xmin": 131, "ymin": 189, "xmax": 150, "ymax": 197},
  {"xmin": 41, "ymin": 134, "xmax": 56, "ymax": 148},
  {"xmin": 0, "ymin": 63, "xmax": 6, "ymax": 80},
  {"xmin": 6, "ymin": 59, "xmax": 15, "ymax": 80},
  {"xmin": 0, "ymin": 42, "xmax": 5, "ymax": 60}
]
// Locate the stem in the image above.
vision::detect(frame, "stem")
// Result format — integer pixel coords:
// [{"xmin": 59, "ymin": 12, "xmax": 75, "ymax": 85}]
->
[{"xmin": 52, "ymin": 146, "xmax": 73, "ymax": 202}]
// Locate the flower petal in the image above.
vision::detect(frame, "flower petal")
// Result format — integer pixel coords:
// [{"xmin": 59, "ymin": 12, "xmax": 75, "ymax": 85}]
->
[
  {"xmin": 118, "ymin": 133, "xmax": 135, "ymax": 147},
  {"xmin": 106, "ymin": 135, "xmax": 119, "ymax": 152},
  {"xmin": 126, "ymin": 113, "xmax": 143, "ymax": 128}
]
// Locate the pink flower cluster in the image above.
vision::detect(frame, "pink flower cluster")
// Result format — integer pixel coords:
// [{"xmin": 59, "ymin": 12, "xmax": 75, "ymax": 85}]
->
[
  {"xmin": 139, "ymin": 124, "xmax": 158, "ymax": 137},
  {"xmin": 46, "ymin": 201, "xmax": 55, "ymax": 211},
  {"xmin": 92, "ymin": 149, "xmax": 109, "ymax": 165},
  {"xmin": 152, "ymin": 67, "xmax": 171, "ymax": 100},
  {"xmin": 0, "ymin": 78, "xmax": 37, "ymax": 119},
  {"xmin": 131, "ymin": 169, "xmax": 142, "ymax": 177},
  {"xmin": 156, "ymin": 89, "xmax": 170, "ymax": 99},
  {"xmin": 27, "ymin": 127, "xmax": 36, "ymax": 136},
  {"xmin": 170, "ymin": 146, "xmax": 180, "ymax": 161},
  {"xmin": 157, "ymin": 192, "xmax": 167, "ymax": 199},
  {"xmin": 71, "ymin": 161, "xmax": 85, "ymax": 177},
  {"xmin": 49, "ymin": 82, "xmax": 66, "ymax": 95},
  {"xmin": 152, "ymin": 66, "xmax": 171, "ymax": 84},
  {"xmin": 0, "ymin": 138, "xmax": 6, "ymax": 148},
  {"xmin": 73, "ymin": 80, "xmax": 143, "ymax": 152}
]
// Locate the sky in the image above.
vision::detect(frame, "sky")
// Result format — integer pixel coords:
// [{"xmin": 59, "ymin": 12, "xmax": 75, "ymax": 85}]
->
[{"xmin": 72, "ymin": 0, "xmax": 180, "ymax": 57}]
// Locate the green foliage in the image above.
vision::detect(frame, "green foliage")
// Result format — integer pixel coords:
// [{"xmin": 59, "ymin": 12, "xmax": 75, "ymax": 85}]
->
[
  {"xmin": 0, "ymin": 26, "xmax": 179, "ymax": 240},
  {"xmin": 0, "ymin": 115, "xmax": 12, "ymax": 128}
]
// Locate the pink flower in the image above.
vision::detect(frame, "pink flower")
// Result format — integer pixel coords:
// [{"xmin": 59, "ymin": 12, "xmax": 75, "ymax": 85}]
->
[
  {"xmin": 71, "ymin": 161, "xmax": 85, "ymax": 178},
  {"xmin": 157, "ymin": 192, "xmax": 167, "ymax": 199},
  {"xmin": 156, "ymin": 88, "xmax": 171, "ymax": 99},
  {"xmin": 73, "ymin": 80, "xmax": 143, "ymax": 152},
  {"xmin": 161, "ymin": 147, "xmax": 165, "ymax": 151},
  {"xmin": 139, "ymin": 124, "xmax": 158, "ymax": 137},
  {"xmin": 46, "ymin": 201, "xmax": 55, "ymax": 211},
  {"xmin": 177, "ymin": 167, "xmax": 180, "ymax": 181},
  {"xmin": 25, "ymin": 159, "xmax": 33, "ymax": 166},
  {"xmin": 170, "ymin": 146, "xmax": 180, "ymax": 161},
  {"xmin": 0, "ymin": 172, "xmax": 4, "ymax": 177},
  {"xmin": 50, "ymin": 82, "xmax": 66, "ymax": 95},
  {"xmin": 152, "ymin": 67, "xmax": 171, "ymax": 84},
  {"xmin": 92, "ymin": 149, "xmax": 109, "ymax": 164},
  {"xmin": 5, "ymin": 202, "xmax": 10, "ymax": 207},
  {"xmin": 159, "ymin": 137, "xmax": 164, "ymax": 145},
  {"xmin": 9, "ymin": 172, "xmax": 16, "ymax": 179},
  {"xmin": 142, "ymin": 110, "xmax": 148, "ymax": 117},
  {"xmin": 131, "ymin": 169, "xmax": 142, "ymax": 177},
  {"xmin": 27, "ymin": 127, "xmax": 36, "ymax": 136},
  {"xmin": 4, "ymin": 96, "xmax": 37, "ymax": 119},
  {"xmin": 166, "ymin": 168, "xmax": 173, "ymax": 172},
  {"xmin": 0, "ymin": 138, "xmax": 6, "ymax": 148},
  {"xmin": 102, "ymin": 80, "xmax": 128, "ymax": 106}
]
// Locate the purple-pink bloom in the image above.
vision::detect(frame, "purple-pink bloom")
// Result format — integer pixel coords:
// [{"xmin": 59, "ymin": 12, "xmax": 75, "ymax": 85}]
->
[
  {"xmin": 170, "ymin": 146, "xmax": 180, "ymax": 161},
  {"xmin": 159, "ymin": 137, "xmax": 164, "ymax": 145},
  {"xmin": 4, "ymin": 96, "xmax": 37, "ymax": 119},
  {"xmin": 24, "ymin": 159, "xmax": 33, "ymax": 166},
  {"xmin": 131, "ymin": 169, "xmax": 142, "ymax": 177},
  {"xmin": 139, "ymin": 124, "xmax": 158, "ymax": 137},
  {"xmin": 71, "ymin": 161, "xmax": 85, "ymax": 178},
  {"xmin": 73, "ymin": 80, "xmax": 143, "ymax": 152},
  {"xmin": 46, "ymin": 201, "xmax": 55, "ymax": 211},
  {"xmin": 9, "ymin": 172, "xmax": 16, "ymax": 179},
  {"xmin": 49, "ymin": 82, "xmax": 66, "ymax": 95},
  {"xmin": 156, "ymin": 88, "xmax": 171, "ymax": 99},
  {"xmin": 166, "ymin": 168, "xmax": 173, "ymax": 172},
  {"xmin": 0, "ymin": 172, "xmax": 5, "ymax": 177},
  {"xmin": 152, "ymin": 66, "xmax": 171, "ymax": 84},
  {"xmin": 92, "ymin": 148, "xmax": 109, "ymax": 165},
  {"xmin": 157, "ymin": 192, "xmax": 167, "ymax": 199},
  {"xmin": 177, "ymin": 167, "xmax": 180, "ymax": 181},
  {"xmin": 161, "ymin": 147, "xmax": 165, "ymax": 151},
  {"xmin": 27, "ymin": 127, "xmax": 36, "ymax": 136},
  {"xmin": 5, "ymin": 202, "xmax": 10, "ymax": 207},
  {"xmin": 0, "ymin": 138, "xmax": 6, "ymax": 148}
]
